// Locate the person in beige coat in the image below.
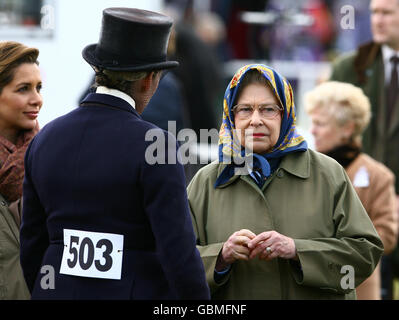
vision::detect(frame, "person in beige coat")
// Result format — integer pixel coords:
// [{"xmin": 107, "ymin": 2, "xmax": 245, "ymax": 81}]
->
[
  {"xmin": 187, "ymin": 64, "xmax": 384, "ymax": 299},
  {"xmin": 306, "ymin": 81, "xmax": 398, "ymax": 300}
]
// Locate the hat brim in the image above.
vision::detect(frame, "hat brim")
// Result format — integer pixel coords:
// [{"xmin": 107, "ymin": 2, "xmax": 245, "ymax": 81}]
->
[{"xmin": 82, "ymin": 44, "xmax": 179, "ymax": 72}]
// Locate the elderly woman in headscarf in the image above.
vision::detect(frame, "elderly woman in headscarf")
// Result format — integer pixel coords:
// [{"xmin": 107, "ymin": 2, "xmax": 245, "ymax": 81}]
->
[
  {"xmin": 187, "ymin": 64, "xmax": 384, "ymax": 299},
  {"xmin": 305, "ymin": 81, "xmax": 398, "ymax": 300}
]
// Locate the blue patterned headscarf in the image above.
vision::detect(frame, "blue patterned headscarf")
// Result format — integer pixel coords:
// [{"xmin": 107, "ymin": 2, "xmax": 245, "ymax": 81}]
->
[{"xmin": 215, "ymin": 64, "xmax": 308, "ymax": 188}]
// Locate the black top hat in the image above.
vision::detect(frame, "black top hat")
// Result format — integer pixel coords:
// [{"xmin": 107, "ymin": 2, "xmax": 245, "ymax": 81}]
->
[{"xmin": 82, "ymin": 7, "xmax": 178, "ymax": 72}]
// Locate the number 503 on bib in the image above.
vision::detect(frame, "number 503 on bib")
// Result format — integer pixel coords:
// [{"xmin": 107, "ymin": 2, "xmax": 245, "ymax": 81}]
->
[{"xmin": 60, "ymin": 229, "xmax": 124, "ymax": 280}]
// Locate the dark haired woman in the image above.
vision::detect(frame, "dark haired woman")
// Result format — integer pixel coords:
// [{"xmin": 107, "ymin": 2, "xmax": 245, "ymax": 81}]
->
[{"xmin": 0, "ymin": 41, "xmax": 42, "ymax": 299}]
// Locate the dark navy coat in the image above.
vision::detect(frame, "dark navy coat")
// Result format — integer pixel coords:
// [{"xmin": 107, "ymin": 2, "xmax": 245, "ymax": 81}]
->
[{"xmin": 20, "ymin": 93, "xmax": 210, "ymax": 300}]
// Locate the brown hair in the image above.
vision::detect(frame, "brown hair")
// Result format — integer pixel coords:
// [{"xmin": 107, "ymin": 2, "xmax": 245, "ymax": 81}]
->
[
  {"xmin": 233, "ymin": 69, "xmax": 279, "ymax": 107},
  {"xmin": 0, "ymin": 41, "xmax": 39, "ymax": 94},
  {"xmin": 93, "ymin": 67, "xmax": 160, "ymax": 96}
]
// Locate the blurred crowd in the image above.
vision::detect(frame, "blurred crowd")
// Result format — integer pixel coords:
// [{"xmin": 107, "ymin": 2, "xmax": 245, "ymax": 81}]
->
[
  {"xmin": 142, "ymin": 0, "xmax": 375, "ymax": 134},
  {"xmin": 164, "ymin": 0, "xmax": 371, "ymax": 63}
]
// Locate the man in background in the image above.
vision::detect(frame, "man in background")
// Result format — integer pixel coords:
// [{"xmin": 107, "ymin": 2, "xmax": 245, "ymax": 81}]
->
[{"xmin": 330, "ymin": 0, "xmax": 399, "ymax": 299}]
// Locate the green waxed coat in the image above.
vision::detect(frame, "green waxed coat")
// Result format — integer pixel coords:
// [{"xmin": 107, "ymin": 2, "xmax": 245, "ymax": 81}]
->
[
  {"xmin": 187, "ymin": 149, "xmax": 384, "ymax": 300},
  {"xmin": 0, "ymin": 194, "xmax": 30, "ymax": 300}
]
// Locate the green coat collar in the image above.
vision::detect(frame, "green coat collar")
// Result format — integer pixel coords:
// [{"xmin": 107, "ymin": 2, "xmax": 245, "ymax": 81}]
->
[
  {"xmin": 215, "ymin": 150, "xmax": 310, "ymax": 189},
  {"xmin": 278, "ymin": 150, "xmax": 310, "ymax": 179}
]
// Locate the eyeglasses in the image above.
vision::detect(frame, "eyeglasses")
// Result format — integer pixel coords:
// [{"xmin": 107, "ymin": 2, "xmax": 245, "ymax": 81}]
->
[{"xmin": 232, "ymin": 104, "xmax": 283, "ymax": 120}]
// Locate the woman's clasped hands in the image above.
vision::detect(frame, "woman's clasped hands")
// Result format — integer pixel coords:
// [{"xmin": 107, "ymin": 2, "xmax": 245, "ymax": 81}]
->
[{"xmin": 216, "ymin": 229, "xmax": 298, "ymax": 271}]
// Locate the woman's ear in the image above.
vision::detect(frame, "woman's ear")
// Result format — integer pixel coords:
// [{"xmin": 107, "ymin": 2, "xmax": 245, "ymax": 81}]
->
[
  {"xmin": 139, "ymin": 72, "xmax": 156, "ymax": 92},
  {"xmin": 342, "ymin": 120, "xmax": 355, "ymax": 140}
]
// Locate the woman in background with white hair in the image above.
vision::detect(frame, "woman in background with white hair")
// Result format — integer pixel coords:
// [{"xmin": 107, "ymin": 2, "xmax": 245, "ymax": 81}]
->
[{"xmin": 306, "ymin": 81, "xmax": 398, "ymax": 300}]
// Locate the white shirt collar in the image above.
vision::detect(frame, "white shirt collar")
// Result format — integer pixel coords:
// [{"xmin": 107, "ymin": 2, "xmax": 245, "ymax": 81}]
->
[
  {"xmin": 381, "ymin": 45, "xmax": 399, "ymax": 83},
  {"xmin": 382, "ymin": 45, "xmax": 399, "ymax": 64},
  {"xmin": 96, "ymin": 86, "xmax": 136, "ymax": 110}
]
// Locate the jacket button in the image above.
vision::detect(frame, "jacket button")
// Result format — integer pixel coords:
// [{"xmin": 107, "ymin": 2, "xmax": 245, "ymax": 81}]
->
[
  {"xmin": 1, "ymin": 200, "xmax": 6, "ymax": 206},
  {"xmin": 277, "ymin": 170, "xmax": 284, "ymax": 178}
]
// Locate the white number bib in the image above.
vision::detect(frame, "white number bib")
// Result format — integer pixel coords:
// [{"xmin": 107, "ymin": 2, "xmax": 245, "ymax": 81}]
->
[{"xmin": 60, "ymin": 229, "xmax": 124, "ymax": 280}]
